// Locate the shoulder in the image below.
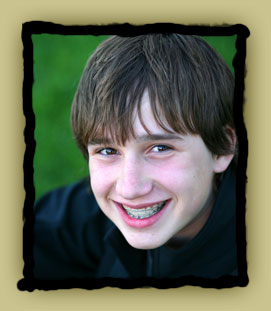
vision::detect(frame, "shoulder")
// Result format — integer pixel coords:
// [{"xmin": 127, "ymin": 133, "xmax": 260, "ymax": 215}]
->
[
  {"xmin": 35, "ymin": 178, "xmax": 99, "ymax": 225},
  {"xmin": 33, "ymin": 178, "xmax": 111, "ymax": 279}
]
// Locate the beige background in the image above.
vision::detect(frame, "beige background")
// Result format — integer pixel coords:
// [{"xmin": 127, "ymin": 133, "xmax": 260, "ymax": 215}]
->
[{"xmin": 0, "ymin": 0, "xmax": 270, "ymax": 310}]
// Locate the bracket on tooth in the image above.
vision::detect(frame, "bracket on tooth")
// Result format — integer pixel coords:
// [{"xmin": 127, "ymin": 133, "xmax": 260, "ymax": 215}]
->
[{"xmin": 123, "ymin": 201, "xmax": 167, "ymax": 219}]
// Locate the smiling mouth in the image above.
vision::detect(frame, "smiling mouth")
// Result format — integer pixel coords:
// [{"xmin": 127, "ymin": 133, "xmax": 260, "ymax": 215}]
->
[{"xmin": 121, "ymin": 200, "xmax": 168, "ymax": 219}]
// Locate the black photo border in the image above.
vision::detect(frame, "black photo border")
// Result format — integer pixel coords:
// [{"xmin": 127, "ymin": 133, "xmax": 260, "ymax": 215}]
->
[{"xmin": 18, "ymin": 22, "xmax": 250, "ymax": 291}]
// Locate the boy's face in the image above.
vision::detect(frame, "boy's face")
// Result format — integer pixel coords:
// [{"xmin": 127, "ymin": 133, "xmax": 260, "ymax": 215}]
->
[{"xmin": 87, "ymin": 92, "xmax": 233, "ymax": 249}]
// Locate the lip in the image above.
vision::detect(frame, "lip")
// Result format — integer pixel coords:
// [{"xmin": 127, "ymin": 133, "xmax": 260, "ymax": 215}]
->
[{"xmin": 113, "ymin": 199, "xmax": 171, "ymax": 229}]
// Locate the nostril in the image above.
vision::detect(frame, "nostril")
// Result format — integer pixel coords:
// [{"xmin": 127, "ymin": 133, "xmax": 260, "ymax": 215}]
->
[{"xmin": 115, "ymin": 176, "xmax": 153, "ymax": 200}]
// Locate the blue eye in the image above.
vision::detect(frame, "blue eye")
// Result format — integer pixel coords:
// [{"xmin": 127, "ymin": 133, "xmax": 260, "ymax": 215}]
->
[
  {"xmin": 98, "ymin": 148, "xmax": 118, "ymax": 156},
  {"xmin": 152, "ymin": 145, "xmax": 171, "ymax": 152}
]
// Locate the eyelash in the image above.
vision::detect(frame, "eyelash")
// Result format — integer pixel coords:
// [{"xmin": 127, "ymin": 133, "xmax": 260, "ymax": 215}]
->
[
  {"xmin": 97, "ymin": 147, "xmax": 119, "ymax": 156},
  {"xmin": 151, "ymin": 145, "xmax": 171, "ymax": 153},
  {"xmin": 97, "ymin": 144, "xmax": 171, "ymax": 156}
]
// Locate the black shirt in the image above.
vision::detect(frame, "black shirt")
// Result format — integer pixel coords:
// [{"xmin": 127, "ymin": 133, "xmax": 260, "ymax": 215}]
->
[{"xmin": 33, "ymin": 167, "xmax": 237, "ymax": 280}]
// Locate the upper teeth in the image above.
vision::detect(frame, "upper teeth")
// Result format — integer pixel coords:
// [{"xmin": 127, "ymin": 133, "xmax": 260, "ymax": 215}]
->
[{"xmin": 122, "ymin": 201, "xmax": 166, "ymax": 219}]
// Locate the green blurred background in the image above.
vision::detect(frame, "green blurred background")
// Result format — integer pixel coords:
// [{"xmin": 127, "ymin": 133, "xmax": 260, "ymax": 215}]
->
[{"xmin": 32, "ymin": 34, "xmax": 236, "ymax": 200}]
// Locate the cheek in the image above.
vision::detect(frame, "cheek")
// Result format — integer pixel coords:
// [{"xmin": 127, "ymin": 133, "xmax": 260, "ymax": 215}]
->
[
  {"xmin": 88, "ymin": 160, "xmax": 117, "ymax": 197},
  {"xmin": 150, "ymin": 157, "xmax": 192, "ymax": 192},
  {"xmin": 152, "ymin": 155, "xmax": 214, "ymax": 199}
]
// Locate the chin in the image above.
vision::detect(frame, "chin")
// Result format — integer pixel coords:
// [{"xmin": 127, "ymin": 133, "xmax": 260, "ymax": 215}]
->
[{"xmin": 123, "ymin": 232, "xmax": 168, "ymax": 250}]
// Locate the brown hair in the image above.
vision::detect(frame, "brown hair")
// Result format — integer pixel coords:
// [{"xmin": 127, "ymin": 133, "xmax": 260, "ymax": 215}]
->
[{"xmin": 71, "ymin": 34, "xmax": 235, "ymax": 161}]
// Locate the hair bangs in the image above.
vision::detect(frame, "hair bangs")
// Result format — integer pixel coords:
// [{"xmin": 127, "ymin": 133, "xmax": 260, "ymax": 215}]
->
[{"xmin": 71, "ymin": 34, "xmax": 236, "ymax": 162}]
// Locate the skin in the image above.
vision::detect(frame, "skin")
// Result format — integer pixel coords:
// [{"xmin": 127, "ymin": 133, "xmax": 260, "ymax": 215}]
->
[{"xmin": 87, "ymin": 92, "xmax": 234, "ymax": 250}]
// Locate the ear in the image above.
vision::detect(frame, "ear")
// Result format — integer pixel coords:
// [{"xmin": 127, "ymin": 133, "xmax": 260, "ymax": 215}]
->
[
  {"xmin": 213, "ymin": 127, "xmax": 236, "ymax": 173},
  {"xmin": 213, "ymin": 153, "xmax": 234, "ymax": 173}
]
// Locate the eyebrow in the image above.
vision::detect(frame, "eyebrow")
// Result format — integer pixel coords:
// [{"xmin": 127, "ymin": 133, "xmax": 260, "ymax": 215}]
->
[
  {"xmin": 137, "ymin": 134, "xmax": 182, "ymax": 142},
  {"xmin": 88, "ymin": 134, "xmax": 183, "ymax": 145}
]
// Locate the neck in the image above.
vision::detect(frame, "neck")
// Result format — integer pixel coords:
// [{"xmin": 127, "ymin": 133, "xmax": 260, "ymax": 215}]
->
[{"xmin": 166, "ymin": 189, "xmax": 216, "ymax": 249}]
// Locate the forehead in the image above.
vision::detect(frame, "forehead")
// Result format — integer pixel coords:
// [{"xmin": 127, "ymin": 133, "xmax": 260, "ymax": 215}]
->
[
  {"xmin": 88, "ymin": 90, "xmax": 191, "ymax": 146},
  {"xmin": 132, "ymin": 91, "xmax": 174, "ymax": 136}
]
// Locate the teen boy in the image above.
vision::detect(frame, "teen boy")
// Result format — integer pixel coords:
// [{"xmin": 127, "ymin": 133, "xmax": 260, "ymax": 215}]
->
[{"xmin": 33, "ymin": 34, "xmax": 237, "ymax": 279}]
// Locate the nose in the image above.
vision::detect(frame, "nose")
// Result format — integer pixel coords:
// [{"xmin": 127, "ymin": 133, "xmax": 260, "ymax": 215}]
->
[{"xmin": 115, "ymin": 156, "xmax": 153, "ymax": 200}]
